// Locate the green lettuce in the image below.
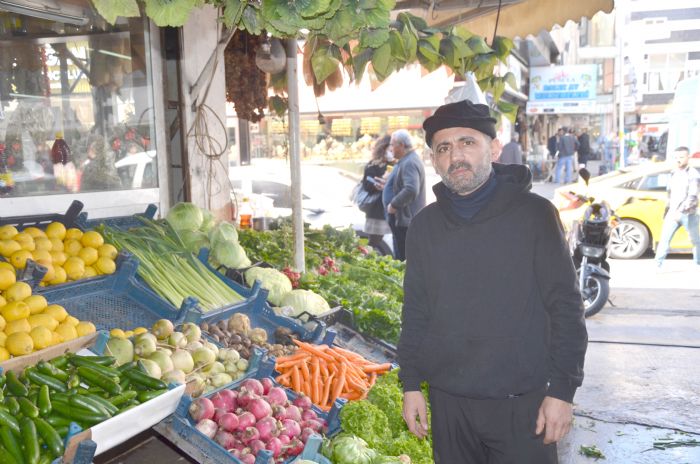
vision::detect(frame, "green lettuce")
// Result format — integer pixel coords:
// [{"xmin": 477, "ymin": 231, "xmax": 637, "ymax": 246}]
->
[{"xmin": 338, "ymin": 400, "xmax": 391, "ymax": 449}]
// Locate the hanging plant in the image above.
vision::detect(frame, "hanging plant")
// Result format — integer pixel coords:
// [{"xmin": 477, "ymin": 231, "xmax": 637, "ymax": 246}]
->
[{"xmin": 224, "ymin": 30, "xmax": 268, "ymax": 122}]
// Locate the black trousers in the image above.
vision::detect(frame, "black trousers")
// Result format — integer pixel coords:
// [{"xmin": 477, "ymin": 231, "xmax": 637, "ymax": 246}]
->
[
  {"xmin": 429, "ymin": 387, "xmax": 558, "ymax": 464},
  {"xmin": 388, "ymin": 214, "xmax": 407, "ymax": 261}
]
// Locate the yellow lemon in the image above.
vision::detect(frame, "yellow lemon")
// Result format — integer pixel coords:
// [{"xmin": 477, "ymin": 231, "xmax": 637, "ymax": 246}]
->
[
  {"xmin": 15, "ymin": 233, "xmax": 36, "ymax": 252},
  {"xmin": 63, "ymin": 239, "xmax": 82, "ymax": 257},
  {"xmin": 83, "ymin": 266, "xmax": 98, "ymax": 278},
  {"xmin": 132, "ymin": 327, "xmax": 148, "ymax": 335},
  {"xmin": 109, "ymin": 328, "xmax": 126, "ymax": 339},
  {"xmin": 0, "ymin": 225, "xmax": 18, "ymax": 240},
  {"xmin": 0, "ymin": 332, "xmax": 6, "ymax": 347},
  {"xmin": 10, "ymin": 250, "xmax": 33, "ymax": 269},
  {"xmin": 97, "ymin": 244, "xmax": 118, "ymax": 260},
  {"xmin": 0, "ymin": 268, "xmax": 16, "ymax": 291},
  {"xmin": 45, "ymin": 222, "xmax": 67, "ymax": 240},
  {"xmin": 24, "ymin": 295, "xmax": 48, "ymax": 314},
  {"xmin": 3, "ymin": 281, "xmax": 31, "ymax": 302},
  {"xmin": 51, "ymin": 331, "xmax": 63, "ymax": 345},
  {"xmin": 30, "ymin": 326, "xmax": 52, "ymax": 350},
  {"xmin": 0, "ymin": 347, "xmax": 9, "ymax": 361},
  {"xmin": 40, "ymin": 264, "xmax": 56, "ymax": 283},
  {"xmin": 6, "ymin": 331, "xmax": 34, "ymax": 356},
  {"xmin": 0, "ymin": 240, "xmax": 22, "ymax": 258},
  {"xmin": 32, "ymin": 249, "xmax": 52, "ymax": 263},
  {"xmin": 64, "ymin": 228, "xmax": 83, "ymax": 241},
  {"xmin": 0, "ymin": 261, "xmax": 14, "ymax": 273},
  {"xmin": 64, "ymin": 315, "xmax": 80, "ymax": 327},
  {"xmin": 78, "ymin": 247, "xmax": 98, "ymax": 266},
  {"xmin": 34, "ymin": 237, "xmax": 52, "ymax": 252},
  {"xmin": 5, "ymin": 318, "xmax": 31, "ymax": 336},
  {"xmin": 63, "ymin": 257, "xmax": 85, "ymax": 280},
  {"xmin": 76, "ymin": 321, "xmax": 96, "ymax": 337},
  {"xmin": 81, "ymin": 231, "xmax": 104, "ymax": 249},
  {"xmin": 49, "ymin": 266, "xmax": 67, "ymax": 285},
  {"xmin": 22, "ymin": 227, "xmax": 46, "ymax": 239},
  {"xmin": 28, "ymin": 313, "xmax": 59, "ymax": 331},
  {"xmin": 1, "ymin": 301, "xmax": 30, "ymax": 322},
  {"xmin": 44, "ymin": 304, "xmax": 68, "ymax": 322},
  {"xmin": 95, "ymin": 257, "xmax": 116, "ymax": 275},
  {"xmin": 55, "ymin": 322, "xmax": 78, "ymax": 342},
  {"xmin": 49, "ymin": 238, "xmax": 64, "ymax": 252},
  {"xmin": 0, "ymin": 314, "xmax": 5, "ymax": 332},
  {"xmin": 49, "ymin": 251, "xmax": 67, "ymax": 266}
]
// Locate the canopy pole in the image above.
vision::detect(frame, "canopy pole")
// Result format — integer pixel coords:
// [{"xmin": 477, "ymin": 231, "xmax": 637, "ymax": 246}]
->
[
  {"xmin": 286, "ymin": 38, "xmax": 305, "ymax": 272},
  {"xmin": 616, "ymin": 0, "xmax": 626, "ymax": 169}
]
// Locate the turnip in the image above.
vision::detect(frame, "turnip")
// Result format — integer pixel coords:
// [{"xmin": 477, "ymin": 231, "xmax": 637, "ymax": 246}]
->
[
  {"xmin": 236, "ymin": 358, "xmax": 249, "ymax": 372},
  {"xmin": 238, "ymin": 453, "xmax": 255, "ymax": 464},
  {"xmin": 204, "ymin": 341, "xmax": 219, "ymax": 358},
  {"xmin": 169, "ymin": 332, "xmax": 188, "ymax": 349},
  {"xmin": 105, "ymin": 337, "xmax": 134, "ymax": 366},
  {"xmin": 223, "ymin": 360, "xmax": 240, "ymax": 375},
  {"xmin": 189, "ymin": 397, "xmax": 215, "ymax": 422},
  {"xmin": 277, "ymin": 434, "xmax": 290, "ymax": 446},
  {"xmin": 280, "ymin": 419, "xmax": 301, "ymax": 438},
  {"xmin": 292, "ymin": 395, "xmax": 312, "ymax": 411},
  {"xmin": 301, "ymin": 419, "xmax": 323, "ymax": 433},
  {"xmin": 148, "ymin": 350, "xmax": 174, "ymax": 374},
  {"xmin": 247, "ymin": 398, "xmax": 272, "ymax": 420},
  {"xmin": 213, "ymin": 408, "xmax": 227, "ymax": 423},
  {"xmin": 236, "ymin": 411, "xmax": 256, "ymax": 431},
  {"xmin": 240, "ymin": 378, "xmax": 264, "ymax": 396},
  {"xmin": 138, "ymin": 359, "xmax": 162, "ymax": 379},
  {"xmin": 185, "ymin": 341, "xmax": 204, "ymax": 352},
  {"xmin": 193, "ymin": 346, "xmax": 216, "ymax": 367},
  {"xmin": 210, "ymin": 373, "xmax": 233, "ymax": 388},
  {"xmin": 266, "ymin": 436, "xmax": 283, "ymax": 458},
  {"xmin": 162, "ymin": 369, "xmax": 186, "ymax": 385},
  {"xmin": 218, "ymin": 348, "xmax": 240, "ymax": 363},
  {"xmin": 214, "ymin": 430, "xmax": 236, "ymax": 449},
  {"xmin": 236, "ymin": 389, "xmax": 258, "ymax": 408},
  {"xmin": 271, "ymin": 404, "xmax": 286, "ymax": 419},
  {"xmin": 182, "ymin": 322, "xmax": 201, "ymax": 343},
  {"xmin": 134, "ymin": 333, "xmax": 157, "ymax": 357},
  {"xmin": 151, "ymin": 319, "xmax": 174, "ymax": 340},
  {"xmin": 171, "ymin": 349, "xmax": 195, "ymax": 374},
  {"xmin": 265, "ymin": 387, "xmax": 287, "ymax": 407},
  {"xmin": 203, "ymin": 361, "xmax": 225, "ymax": 375},
  {"xmin": 260, "ymin": 378, "xmax": 273, "ymax": 395},
  {"xmin": 195, "ymin": 418, "xmax": 218, "ymax": 438}
]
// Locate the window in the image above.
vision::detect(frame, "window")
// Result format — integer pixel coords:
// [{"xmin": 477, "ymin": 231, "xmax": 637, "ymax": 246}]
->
[
  {"xmin": 638, "ymin": 172, "xmax": 671, "ymax": 191},
  {"xmin": 0, "ymin": 4, "xmax": 158, "ymax": 197},
  {"xmin": 617, "ymin": 178, "xmax": 642, "ymax": 190}
]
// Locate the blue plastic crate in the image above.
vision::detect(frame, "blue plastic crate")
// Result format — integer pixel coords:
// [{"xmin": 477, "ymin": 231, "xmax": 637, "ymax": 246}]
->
[
  {"xmin": 0, "ymin": 200, "xmax": 84, "ymax": 229},
  {"xmin": 196, "ymin": 249, "xmax": 333, "ymax": 345},
  {"xmin": 39, "ymin": 253, "xmax": 196, "ymax": 330},
  {"xmin": 170, "ymin": 358, "xmax": 343, "ymax": 464},
  {"xmin": 289, "ymin": 435, "xmax": 332, "ymax": 464},
  {"xmin": 76, "ymin": 203, "xmax": 158, "ymax": 231}
]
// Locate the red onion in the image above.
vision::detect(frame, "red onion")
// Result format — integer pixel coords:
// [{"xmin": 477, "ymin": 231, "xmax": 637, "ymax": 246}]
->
[
  {"xmin": 242, "ymin": 426, "xmax": 260, "ymax": 444},
  {"xmin": 195, "ymin": 418, "xmax": 218, "ymax": 438},
  {"xmin": 240, "ymin": 378, "xmax": 264, "ymax": 396},
  {"xmin": 248, "ymin": 439, "xmax": 266, "ymax": 455},
  {"xmin": 300, "ymin": 427, "xmax": 316, "ymax": 443},
  {"xmin": 237, "ymin": 389, "xmax": 258, "ymax": 408},
  {"xmin": 265, "ymin": 387, "xmax": 287, "ymax": 407},
  {"xmin": 301, "ymin": 419, "xmax": 323, "ymax": 432},
  {"xmin": 213, "ymin": 408, "xmax": 227, "ymax": 423},
  {"xmin": 239, "ymin": 453, "xmax": 255, "ymax": 464},
  {"xmin": 255, "ymin": 416, "xmax": 278, "ymax": 442},
  {"xmin": 260, "ymin": 378, "xmax": 274, "ymax": 395},
  {"xmin": 189, "ymin": 397, "xmax": 215, "ymax": 422},
  {"xmin": 266, "ymin": 436, "xmax": 283, "ymax": 458},
  {"xmin": 236, "ymin": 411, "xmax": 256, "ymax": 431},
  {"xmin": 211, "ymin": 389, "xmax": 238, "ymax": 412},
  {"xmin": 283, "ymin": 405, "xmax": 301, "ymax": 422},
  {"xmin": 286, "ymin": 438, "xmax": 304, "ymax": 456},
  {"xmin": 214, "ymin": 430, "xmax": 236, "ymax": 450},
  {"xmin": 247, "ymin": 398, "xmax": 272, "ymax": 420},
  {"xmin": 277, "ymin": 434, "xmax": 291, "ymax": 445},
  {"xmin": 292, "ymin": 395, "xmax": 312, "ymax": 411},
  {"xmin": 300, "ymin": 409, "xmax": 317, "ymax": 421},
  {"xmin": 271, "ymin": 404, "xmax": 286, "ymax": 419},
  {"xmin": 217, "ymin": 412, "xmax": 240, "ymax": 433},
  {"xmin": 230, "ymin": 448, "xmax": 242, "ymax": 459},
  {"xmin": 231, "ymin": 440, "xmax": 245, "ymax": 451},
  {"xmin": 280, "ymin": 419, "xmax": 301, "ymax": 438}
]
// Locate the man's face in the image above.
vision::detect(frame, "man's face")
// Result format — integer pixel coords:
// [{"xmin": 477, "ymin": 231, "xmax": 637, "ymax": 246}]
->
[
  {"xmin": 390, "ymin": 138, "xmax": 407, "ymax": 159},
  {"xmin": 674, "ymin": 149, "xmax": 690, "ymax": 169},
  {"xmin": 430, "ymin": 127, "xmax": 499, "ymax": 195}
]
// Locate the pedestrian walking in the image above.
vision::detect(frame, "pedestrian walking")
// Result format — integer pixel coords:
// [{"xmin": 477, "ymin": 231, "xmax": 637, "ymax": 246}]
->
[
  {"xmin": 577, "ymin": 128, "xmax": 591, "ymax": 168},
  {"xmin": 385, "ymin": 129, "xmax": 426, "ymax": 261},
  {"xmin": 655, "ymin": 146, "xmax": 700, "ymax": 268},
  {"xmin": 398, "ymin": 99, "xmax": 588, "ymax": 464},
  {"xmin": 555, "ymin": 127, "xmax": 579, "ymax": 184},
  {"xmin": 360, "ymin": 135, "xmax": 393, "ymax": 251},
  {"xmin": 499, "ymin": 132, "xmax": 524, "ymax": 165}
]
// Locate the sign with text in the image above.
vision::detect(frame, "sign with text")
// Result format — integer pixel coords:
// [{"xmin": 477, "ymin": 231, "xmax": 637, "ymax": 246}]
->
[{"xmin": 527, "ymin": 65, "xmax": 598, "ymax": 114}]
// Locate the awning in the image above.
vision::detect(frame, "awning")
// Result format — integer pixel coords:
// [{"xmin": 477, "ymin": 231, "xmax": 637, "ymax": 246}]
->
[{"xmin": 395, "ymin": 0, "xmax": 614, "ymax": 39}]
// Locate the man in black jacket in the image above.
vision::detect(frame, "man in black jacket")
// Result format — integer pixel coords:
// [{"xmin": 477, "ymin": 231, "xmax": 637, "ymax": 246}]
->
[{"xmin": 398, "ymin": 100, "xmax": 587, "ymax": 463}]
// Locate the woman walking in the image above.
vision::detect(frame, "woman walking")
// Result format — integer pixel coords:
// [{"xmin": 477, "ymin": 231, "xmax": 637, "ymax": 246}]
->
[{"xmin": 362, "ymin": 135, "xmax": 393, "ymax": 251}]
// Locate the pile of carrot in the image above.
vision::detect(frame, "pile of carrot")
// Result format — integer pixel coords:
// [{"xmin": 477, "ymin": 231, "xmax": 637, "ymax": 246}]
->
[{"xmin": 274, "ymin": 340, "xmax": 391, "ymax": 411}]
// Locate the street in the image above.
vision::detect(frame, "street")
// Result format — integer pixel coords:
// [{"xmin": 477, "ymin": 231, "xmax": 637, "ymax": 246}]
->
[{"xmin": 532, "ymin": 181, "xmax": 700, "ymax": 463}]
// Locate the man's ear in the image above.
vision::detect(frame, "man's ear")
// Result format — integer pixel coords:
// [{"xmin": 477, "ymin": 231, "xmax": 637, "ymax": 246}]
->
[{"xmin": 491, "ymin": 137, "xmax": 502, "ymax": 162}]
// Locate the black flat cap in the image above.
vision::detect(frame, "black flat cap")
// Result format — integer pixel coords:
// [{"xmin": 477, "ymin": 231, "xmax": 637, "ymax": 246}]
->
[{"xmin": 423, "ymin": 100, "xmax": 497, "ymax": 147}]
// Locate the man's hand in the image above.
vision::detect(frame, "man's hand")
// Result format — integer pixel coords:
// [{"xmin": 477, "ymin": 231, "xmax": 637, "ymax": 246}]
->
[
  {"xmin": 387, "ymin": 204, "xmax": 397, "ymax": 215},
  {"xmin": 535, "ymin": 396, "xmax": 573, "ymax": 444},
  {"xmin": 403, "ymin": 391, "xmax": 429, "ymax": 439}
]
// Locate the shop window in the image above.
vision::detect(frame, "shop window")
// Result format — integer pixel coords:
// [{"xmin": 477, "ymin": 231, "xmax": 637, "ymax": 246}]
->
[{"xmin": 0, "ymin": 4, "xmax": 158, "ymax": 197}]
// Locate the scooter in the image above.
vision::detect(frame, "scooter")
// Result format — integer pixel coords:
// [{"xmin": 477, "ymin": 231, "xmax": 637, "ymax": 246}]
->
[{"xmin": 567, "ymin": 169, "xmax": 614, "ymax": 317}]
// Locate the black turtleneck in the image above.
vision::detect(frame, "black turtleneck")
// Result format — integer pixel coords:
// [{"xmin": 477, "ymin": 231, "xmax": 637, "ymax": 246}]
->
[{"xmin": 443, "ymin": 171, "xmax": 498, "ymax": 220}]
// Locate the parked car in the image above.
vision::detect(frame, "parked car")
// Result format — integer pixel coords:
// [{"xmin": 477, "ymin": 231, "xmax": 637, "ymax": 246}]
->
[{"xmin": 554, "ymin": 159, "xmax": 700, "ymax": 259}]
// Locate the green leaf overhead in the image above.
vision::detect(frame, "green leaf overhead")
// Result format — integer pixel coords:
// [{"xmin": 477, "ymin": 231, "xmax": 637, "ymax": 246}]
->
[
  {"xmin": 312, "ymin": 52, "xmax": 340, "ymax": 82},
  {"xmin": 91, "ymin": 0, "xmax": 140, "ymax": 25},
  {"xmin": 143, "ymin": 0, "xmax": 198, "ymax": 27}
]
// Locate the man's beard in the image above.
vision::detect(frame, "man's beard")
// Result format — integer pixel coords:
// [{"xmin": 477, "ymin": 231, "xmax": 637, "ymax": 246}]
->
[{"xmin": 440, "ymin": 159, "xmax": 492, "ymax": 195}]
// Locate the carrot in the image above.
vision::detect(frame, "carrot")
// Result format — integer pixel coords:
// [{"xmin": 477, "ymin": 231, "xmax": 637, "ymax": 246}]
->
[
  {"xmin": 293, "ymin": 340, "xmax": 336, "ymax": 362},
  {"xmin": 304, "ymin": 379, "xmax": 312, "ymax": 398},
  {"xmin": 291, "ymin": 365, "xmax": 302, "ymax": 392},
  {"xmin": 276, "ymin": 371, "xmax": 292, "ymax": 384},
  {"xmin": 368, "ymin": 372, "xmax": 377, "ymax": 387},
  {"xmin": 331, "ymin": 347, "xmax": 367, "ymax": 361},
  {"xmin": 340, "ymin": 391, "xmax": 363, "ymax": 401},
  {"xmin": 299, "ymin": 359, "xmax": 311, "ymax": 382},
  {"xmin": 319, "ymin": 359, "xmax": 329, "ymax": 380},
  {"xmin": 275, "ymin": 351, "xmax": 311, "ymax": 363},
  {"xmin": 362, "ymin": 363, "xmax": 392, "ymax": 373},
  {"xmin": 276, "ymin": 360, "xmax": 304, "ymax": 370},
  {"xmin": 321, "ymin": 372, "xmax": 334, "ymax": 407},
  {"xmin": 330, "ymin": 362, "xmax": 347, "ymax": 404},
  {"xmin": 311, "ymin": 358, "xmax": 321, "ymax": 404}
]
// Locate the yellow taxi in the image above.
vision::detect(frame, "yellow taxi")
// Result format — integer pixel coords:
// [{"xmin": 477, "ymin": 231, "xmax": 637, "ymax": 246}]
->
[{"xmin": 554, "ymin": 159, "xmax": 700, "ymax": 259}]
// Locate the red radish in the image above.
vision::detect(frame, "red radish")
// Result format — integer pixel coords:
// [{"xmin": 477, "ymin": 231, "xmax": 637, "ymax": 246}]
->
[
  {"xmin": 236, "ymin": 412, "xmax": 256, "ymax": 431},
  {"xmin": 217, "ymin": 412, "xmax": 240, "ymax": 432},
  {"xmin": 301, "ymin": 419, "xmax": 323, "ymax": 432},
  {"xmin": 211, "ymin": 390, "xmax": 237, "ymax": 412},
  {"xmin": 260, "ymin": 378, "xmax": 274, "ymax": 395},
  {"xmin": 283, "ymin": 405, "xmax": 301, "ymax": 422},
  {"xmin": 247, "ymin": 398, "xmax": 272, "ymax": 420},
  {"xmin": 255, "ymin": 416, "xmax": 278, "ymax": 441},
  {"xmin": 277, "ymin": 434, "xmax": 291, "ymax": 445},
  {"xmin": 240, "ymin": 379, "xmax": 264, "ymax": 396},
  {"xmin": 286, "ymin": 438, "xmax": 304, "ymax": 456},
  {"xmin": 292, "ymin": 395, "xmax": 312, "ymax": 411},
  {"xmin": 265, "ymin": 387, "xmax": 287, "ymax": 407},
  {"xmin": 300, "ymin": 427, "xmax": 316, "ymax": 443},
  {"xmin": 195, "ymin": 419, "xmax": 218, "ymax": 438},
  {"xmin": 280, "ymin": 419, "xmax": 301, "ymax": 438},
  {"xmin": 266, "ymin": 437, "xmax": 283, "ymax": 458},
  {"xmin": 237, "ymin": 389, "xmax": 258, "ymax": 408},
  {"xmin": 189, "ymin": 397, "xmax": 215, "ymax": 422},
  {"xmin": 271, "ymin": 404, "xmax": 286, "ymax": 419},
  {"xmin": 248, "ymin": 439, "xmax": 266, "ymax": 455},
  {"xmin": 300, "ymin": 409, "xmax": 317, "ymax": 421},
  {"xmin": 242, "ymin": 426, "xmax": 260, "ymax": 444},
  {"xmin": 214, "ymin": 430, "xmax": 236, "ymax": 449}
]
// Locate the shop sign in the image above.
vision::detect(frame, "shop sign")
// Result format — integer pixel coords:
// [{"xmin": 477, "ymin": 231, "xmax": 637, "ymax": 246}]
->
[
  {"xmin": 387, "ymin": 115, "xmax": 409, "ymax": 130},
  {"xmin": 300, "ymin": 119, "xmax": 320, "ymax": 134},
  {"xmin": 640, "ymin": 113, "xmax": 669, "ymax": 124},
  {"xmin": 331, "ymin": 118, "xmax": 352, "ymax": 136},
  {"xmin": 360, "ymin": 117, "xmax": 381, "ymax": 135},
  {"xmin": 526, "ymin": 100, "xmax": 597, "ymax": 114},
  {"xmin": 527, "ymin": 65, "xmax": 597, "ymax": 114}
]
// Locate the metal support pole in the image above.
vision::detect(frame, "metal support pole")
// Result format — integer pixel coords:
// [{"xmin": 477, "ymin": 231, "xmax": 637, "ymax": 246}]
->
[
  {"xmin": 286, "ymin": 38, "xmax": 305, "ymax": 272},
  {"xmin": 617, "ymin": 1, "xmax": 626, "ymax": 168}
]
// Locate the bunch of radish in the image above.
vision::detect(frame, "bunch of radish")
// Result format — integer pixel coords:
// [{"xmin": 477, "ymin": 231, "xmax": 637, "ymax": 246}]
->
[{"xmin": 188, "ymin": 377, "xmax": 327, "ymax": 463}]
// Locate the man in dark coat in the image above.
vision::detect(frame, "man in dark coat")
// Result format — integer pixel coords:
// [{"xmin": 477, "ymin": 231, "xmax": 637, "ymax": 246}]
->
[{"xmin": 578, "ymin": 128, "xmax": 591, "ymax": 167}]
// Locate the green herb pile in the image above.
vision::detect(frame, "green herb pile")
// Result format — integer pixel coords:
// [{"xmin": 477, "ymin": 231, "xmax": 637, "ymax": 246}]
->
[{"xmin": 238, "ymin": 223, "xmax": 405, "ymax": 344}]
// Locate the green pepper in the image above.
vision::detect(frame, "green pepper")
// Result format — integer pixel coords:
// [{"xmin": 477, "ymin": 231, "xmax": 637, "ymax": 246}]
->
[
  {"xmin": 5, "ymin": 371, "xmax": 28, "ymax": 397},
  {"xmin": 37, "ymin": 386, "xmax": 51, "ymax": 417},
  {"xmin": 19, "ymin": 417, "xmax": 40, "ymax": 464},
  {"xmin": 66, "ymin": 373, "xmax": 80, "ymax": 390},
  {"xmin": 0, "ymin": 425, "xmax": 24, "ymax": 464},
  {"xmin": 32, "ymin": 418, "xmax": 64, "ymax": 459}
]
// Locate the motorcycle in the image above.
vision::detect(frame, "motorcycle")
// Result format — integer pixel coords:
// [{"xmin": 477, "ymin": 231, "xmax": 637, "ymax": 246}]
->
[{"xmin": 565, "ymin": 169, "xmax": 614, "ymax": 317}]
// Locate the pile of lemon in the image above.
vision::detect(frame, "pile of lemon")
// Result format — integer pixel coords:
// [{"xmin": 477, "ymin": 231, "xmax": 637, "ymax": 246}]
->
[
  {"xmin": 0, "ymin": 222, "xmax": 118, "ymax": 286},
  {"xmin": 109, "ymin": 327, "xmax": 148, "ymax": 339},
  {"xmin": 0, "ymin": 276, "xmax": 97, "ymax": 361}
]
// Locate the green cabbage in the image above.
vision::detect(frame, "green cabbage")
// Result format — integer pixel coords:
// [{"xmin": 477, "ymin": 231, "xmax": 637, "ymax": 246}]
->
[
  {"xmin": 280, "ymin": 289, "xmax": 330, "ymax": 318},
  {"xmin": 200, "ymin": 209, "xmax": 217, "ymax": 233},
  {"xmin": 208, "ymin": 222, "xmax": 239, "ymax": 246},
  {"xmin": 179, "ymin": 230, "xmax": 210, "ymax": 254},
  {"xmin": 166, "ymin": 202, "xmax": 203, "ymax": 231},
  {"xmin": 323, "ymin": 435, "xmax": 377, "ymax": 464},
  {"xmin": 212, "ymin": 242, "xmax": 251, "ymax": 269},
  {"xmin": 244, "ymin": 267, "xmax": 292, "ymax": 306}
]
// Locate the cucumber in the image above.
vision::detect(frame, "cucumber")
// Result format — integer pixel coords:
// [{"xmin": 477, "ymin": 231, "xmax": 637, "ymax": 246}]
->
[
  {"xmin": 17, "ymin": 398, "xmax": 39, "ymax": 419},
  {"xmin": 136, "ymin": 389, "xmax": 167, "ymax": 403},
  {"xmin": 0, "ymin": 443, "xmax": 20, "ymax": 464},
  {"xmin": 0, "ymin": 425, "xmax": 24, "ymax": 464},
  {"xmin": 25, "ymin": 371, "xmax": 67, "ymax": 393},
  {"xmin": 36, "ymin": 361, "xmax": 69, "ymax": 382},
  {"xmin": 0, "ymin": 410, "xmax": 21, "ymax": 436},
  {"xmin": 107, "ymin": 391, "xmax": 138, "ymax": 407},
  {"xmin": 81, "ymin": 394, "xmax": 119, "ymax": 415},
  {"xmin": 123, "ymin": 368, "xmax": 167, "ymax": 390},
  {"xmin": 20, "ymin": 417, "xmax": 40, "ymax": 464},
  {"xmin": 68, "ymin": 356, "xmax": 120, "ymax": 377},
  {"xmin": 76, "ymin": 367, "xmax": 121, "ymax": 396},
  {"xmin": 68, "ymin": 396, "xmax": 111, "ymax": 417},
  {"xmin": 37, "ymin": 386, "xmax": 51, "ymax": 417},
  {"xmin": 5, "ymin": 371, "xmax": 28, "ymax": 397},
  {"xmin": 32, "ymin": 418, "xmax": 64, "ymax": 459}
]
